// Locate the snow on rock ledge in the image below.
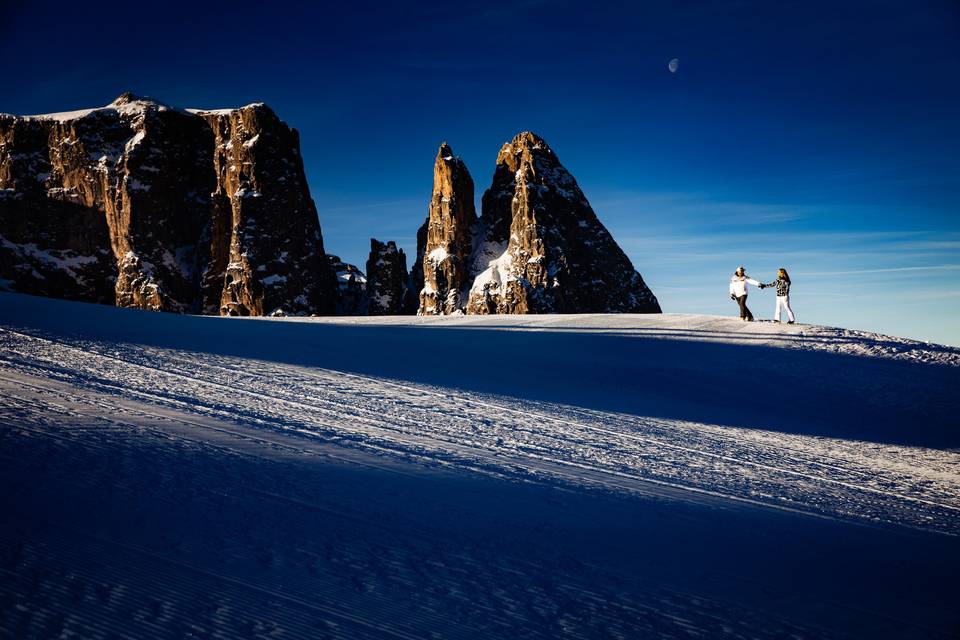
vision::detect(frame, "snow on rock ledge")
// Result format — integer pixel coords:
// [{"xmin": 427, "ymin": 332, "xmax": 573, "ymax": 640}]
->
[{"xmin": 0, "ymin": 93, "xmax": 337, "ymax": 315}]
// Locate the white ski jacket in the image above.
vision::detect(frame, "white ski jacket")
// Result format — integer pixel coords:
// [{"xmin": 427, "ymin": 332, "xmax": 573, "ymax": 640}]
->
[{"xmin": 729, "ymin": 275, "xmax": 760, "ymax": 297}]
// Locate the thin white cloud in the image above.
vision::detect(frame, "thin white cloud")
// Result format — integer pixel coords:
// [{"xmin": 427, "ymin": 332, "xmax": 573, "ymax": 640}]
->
[{"xmin": 795, "ymin": 265, "xmax": 960, "ymax": 276}]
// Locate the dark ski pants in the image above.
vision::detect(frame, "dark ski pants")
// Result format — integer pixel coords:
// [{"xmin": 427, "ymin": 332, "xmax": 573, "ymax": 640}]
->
[{"xmin": 736, "ymin": 295, "xmax": 753, "ymax": 321}]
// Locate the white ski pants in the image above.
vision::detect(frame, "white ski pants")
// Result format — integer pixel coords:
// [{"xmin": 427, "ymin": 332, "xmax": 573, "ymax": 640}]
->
[{"xmin": 775, "ymin": 295, "xmax": 795, "ymax": 322}]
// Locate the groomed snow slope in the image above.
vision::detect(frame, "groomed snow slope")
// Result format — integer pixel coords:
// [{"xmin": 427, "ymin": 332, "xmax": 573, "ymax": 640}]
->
[{"xmin": 1, "ymin": 292, "xmax": 958, "ymax": 639}]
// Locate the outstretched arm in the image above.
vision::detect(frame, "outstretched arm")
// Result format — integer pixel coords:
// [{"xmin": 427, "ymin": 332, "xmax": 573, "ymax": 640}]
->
[{"xmin": 746, "ymin": 278, "xmax": 761, "ymax": 287}]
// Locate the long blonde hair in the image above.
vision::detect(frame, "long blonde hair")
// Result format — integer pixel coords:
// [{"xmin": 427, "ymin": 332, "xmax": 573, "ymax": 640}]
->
[{"xmin": 778, "ymin": 268, "xmax": 791, "ymax": 284}]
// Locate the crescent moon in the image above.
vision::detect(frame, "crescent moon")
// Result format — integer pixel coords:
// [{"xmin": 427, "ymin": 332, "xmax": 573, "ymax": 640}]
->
[{"xmin": 668, "ymin": 58, "xmax": 679, "ymax": 73}]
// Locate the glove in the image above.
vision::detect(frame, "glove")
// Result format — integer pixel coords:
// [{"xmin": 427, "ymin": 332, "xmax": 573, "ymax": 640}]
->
[
  {"xmin": 730, "ymin": 294, "xmax": 736, "ymax": 301},
  {"xmin": 759, "ymin": 284, "xmax": 765, "ymax": 289}
]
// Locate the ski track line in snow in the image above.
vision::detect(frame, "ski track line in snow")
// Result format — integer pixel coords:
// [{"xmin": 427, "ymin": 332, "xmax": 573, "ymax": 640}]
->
[
  {"xmin": 1, "ymin": 326, "xmax": 958, "ymax": 536},
  {"xmin": 12, "ymin": 330, "xmax": 960, "ymax": 502},
  {"xmin": 125, "ymin": 339, "xmax": 960, "ymax": 514},
  {"xmin": 313, "ymin": 364, "xmax": 960, "ymax": 514},
  {"xmin": 140, "ymin": 343, "xmax": 946, "ymax": 484},
  {"xmin": 0, "ymin": 369, "xmax": 433, "ymax": 483},
  {"xmin": 0, "ymin": 370, "xmax": 611, "ymax": 514},
  {"xmin": 0, "ymin": 378, "xmax": 952, "ymax": 544},
  {"xmin": 0, "ymin": 343, "xmax": 945, "ymax": 530},
  {"xmin": 0, "ymin": 324, "xmax": 947, "ymax": 495},
  {"xmin": 0, "ymin": 369, "xmax": 806, "ymax": 528},
  {"xmin": 39, "ymin": 325, "xmax": 956, "ymax": 483}
]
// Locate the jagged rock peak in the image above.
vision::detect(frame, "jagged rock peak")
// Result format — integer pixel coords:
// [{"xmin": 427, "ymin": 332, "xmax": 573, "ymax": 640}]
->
[
  {"xmin": 416, "ymin": 142, "xmax": 476, "ymax": 315},
  {"xmin": 496, "ymin": 131, "xmax": 552, "ymax": 162},
  {"xmin": 111, "ymin": 91, "xmax": 144, "ymax": 106},
  {"xmin": 367, "ymin": 239, "xmax": 414, "ymax": 315},
  {"xmin": 0, "ymin": 95, "xmax": 337, "ymax": 316},
  {"xmin": 466, "ymin": 131, "xmax": 661, "ymax": 315}
]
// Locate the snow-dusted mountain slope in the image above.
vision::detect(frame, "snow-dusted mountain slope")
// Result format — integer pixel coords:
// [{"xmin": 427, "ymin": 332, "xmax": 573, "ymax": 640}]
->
[{"xmin": 1, "ymin": 291, "xmax": 958, "ymax": 638}]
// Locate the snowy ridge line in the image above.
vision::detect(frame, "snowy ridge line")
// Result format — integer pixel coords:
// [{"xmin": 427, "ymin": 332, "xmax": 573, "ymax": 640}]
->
[
  {"xmin": 1, "ymin": 327, "xmax": 958, "ymax": 536},
  {"xmin": 320, "ymin": 366, "xmax": 960, "ymax": 514},
  {"xmin": 3, "ymin": 376, "xmax": 956, "ymax": 540},
  {"xmin": 117, "ymin": 337, "xmax": 960, "ymax": 490},
  {"xmin": 174, "ymin": 352, "xmax": 960, "ymax": 515},
  {"xmin": 0, "ymin": 369, "xmax": 478, "ymax": 491},
  {"xmin": 3, "ymin": 359, "xmax": 741, "ymax": 518},
  {"xmin": 0, "ymin": 362, "xmax": 569, "ymax": 501},
  {"xmin": 0, "ymin": 366, "xmax": 429, "ymax": 482},
  {"xmin": 562, "ymin": 404, "xmax": 959, "ymax": 483},
  {"xmin": 3, "ymin": 324, "xmax": 956, "ymax": 536},
  {"xmin": 91, "ymin": 337, "xmax": 959, "ymax": 510},
  {"xmin": 7, "ymin": 323, "xmax": 955, "ymax": 487},
  {"xmin": 4, "ymin": 329, "xmax": 958, "ymax": 520}
]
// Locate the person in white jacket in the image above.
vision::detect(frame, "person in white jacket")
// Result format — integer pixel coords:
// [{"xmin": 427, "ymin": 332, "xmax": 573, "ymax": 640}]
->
[{"xmin": 729, "ymin": 266, "xmax": 760, "ymax": 321}]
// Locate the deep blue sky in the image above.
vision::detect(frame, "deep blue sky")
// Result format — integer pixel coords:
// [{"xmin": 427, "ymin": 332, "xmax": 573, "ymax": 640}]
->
[{"xmin": 4, "ymin": 1, "xmax": 959, "ymax": 343}]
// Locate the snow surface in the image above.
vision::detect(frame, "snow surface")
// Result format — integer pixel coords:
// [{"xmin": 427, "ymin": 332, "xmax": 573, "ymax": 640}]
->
[
  {"xmin": 1, "ymin": 291, "xmax": 958, "ymax": 638},
  {"xmin": 185, "ymin": 103, "xmax": 266, "ymax": 115},
  {"xmin": 3, "ymin": 98, "xmax": 263, "ymax": 123},
  {"xmin": 15, "ymin": 97, "xmax": 174, "ymax": 122}
]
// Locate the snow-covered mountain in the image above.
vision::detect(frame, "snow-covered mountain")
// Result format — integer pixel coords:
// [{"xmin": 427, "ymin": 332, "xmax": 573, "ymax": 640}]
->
[
  {"xmin": 0, "ymin": 93, "xmax": 338, "ymax": 316},
  {"xmin": 416, "ymin": 133, "xmax": 661, "ymax": 315},
  {"xmin": 1, "ymin": 291, "xmax": 958, "ymax": 638}
]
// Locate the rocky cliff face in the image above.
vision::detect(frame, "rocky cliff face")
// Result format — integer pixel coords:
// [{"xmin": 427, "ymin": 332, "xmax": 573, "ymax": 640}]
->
[
  {"xmin": 416, "ymin": 143, "xmax": 476, "ymax": 315},
  {"xmin": 411, "ymin": 132, "xmax": 659, "ymax": 315},
  {"xmin": 326, "ymin": 254, "xmax": 368, "ymax": 315},
  {"xmin": 192, "ymin": 104, "xmax": 336, "ymax": 316},
  {"xmin": 466, "ymin": 132, "xmax": 660, "ymax": 314},
  {"xmin": 366, "ymin": 239, "xmax": 414, "ymax": 315},
  {"xmin": 0, "ymin": 93, "xmax": 337, "ymax": 315}
]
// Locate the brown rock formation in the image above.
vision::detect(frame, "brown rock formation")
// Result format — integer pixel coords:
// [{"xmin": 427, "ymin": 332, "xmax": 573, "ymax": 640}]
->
[
  {"xmin": 409, "ymin": 218, "xmax": 427, "ymax": 312},
  {"xmin": 193, "ymin": 104, "xmax": 336, "ymax": 316},
  {"xmin": 416, "ymin": 143, "xmax": 476, "ymax": 315},
  {"xmin": 366, "ymin": 239, "xmax": 414, "ymax": 315},
  {"xmin": 326, "ymin": 254, "xmax": 368, "ymax": 315},
  {"xmin": 0, "ymin": 93, "xmax": 337, "ymax": 316},
  {"xmin": 0, "ymin": 120, "xmax": 115, "ymax": 303},
  {"xmin": 466, "ymin": 132, "xmax": 660, "ymax": 314}
]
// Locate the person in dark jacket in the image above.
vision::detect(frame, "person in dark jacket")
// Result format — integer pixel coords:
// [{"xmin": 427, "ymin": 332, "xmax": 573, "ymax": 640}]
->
[{"xmin": 759, "ymin": 267, "xmax": 795, "ymax": 324}]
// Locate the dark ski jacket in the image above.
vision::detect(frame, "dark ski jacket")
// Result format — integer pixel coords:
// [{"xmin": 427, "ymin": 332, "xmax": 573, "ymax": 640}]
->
[{"xmin": 762, "ymin": 277, "xmax": 791, "ymax": 297}]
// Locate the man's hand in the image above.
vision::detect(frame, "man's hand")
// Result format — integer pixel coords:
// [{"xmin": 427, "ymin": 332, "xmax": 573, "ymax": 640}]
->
[{"xmin": 730, "ymin": 294, "xmax": 736, "ymax": 301}]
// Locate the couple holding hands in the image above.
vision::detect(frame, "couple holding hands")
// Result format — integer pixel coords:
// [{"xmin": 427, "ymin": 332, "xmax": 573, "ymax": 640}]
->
[{"xmin": 729, "ymin": 266, "xmax": 795, "ymax": 323}]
